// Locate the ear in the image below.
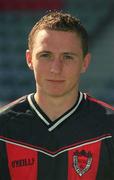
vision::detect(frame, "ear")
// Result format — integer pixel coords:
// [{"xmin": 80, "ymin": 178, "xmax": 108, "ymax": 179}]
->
[
  {"xmin": 81, "ymin": 53, "xmax": 91, "ymax": 73},
  {"xmin": 26, "ymin": 49, "xmax": 33, "ymax": 70}
]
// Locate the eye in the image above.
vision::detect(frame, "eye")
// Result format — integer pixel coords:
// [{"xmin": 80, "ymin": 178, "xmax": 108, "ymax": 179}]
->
[
  {"xmin": 39, "ymin": 53, "xmax": 51, "ymax": 59},
  {"xmin": 63, "ymin": 54, "xmax": 74, "ymax": 61}
]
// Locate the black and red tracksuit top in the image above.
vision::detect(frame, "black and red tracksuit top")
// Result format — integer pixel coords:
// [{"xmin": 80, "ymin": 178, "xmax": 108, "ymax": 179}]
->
[{"xmin": 0, "ymin": 92, "xmax": 114, "ymax": 180}]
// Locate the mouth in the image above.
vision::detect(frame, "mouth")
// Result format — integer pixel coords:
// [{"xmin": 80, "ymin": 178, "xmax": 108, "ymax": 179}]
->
[{"xmin": 47, "ymin": 79, "xmax": 65, "ymax": 83}]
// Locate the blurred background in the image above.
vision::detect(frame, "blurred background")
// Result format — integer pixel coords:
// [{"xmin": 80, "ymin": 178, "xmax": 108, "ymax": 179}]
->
[{"xmin": 0, "ymin": 0, "xmax": 114, "ymax": 106}]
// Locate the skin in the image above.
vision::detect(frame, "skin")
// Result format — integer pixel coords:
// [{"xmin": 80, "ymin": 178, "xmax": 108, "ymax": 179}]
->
[{"xmin": 26, "ymin": 29, "xmax": 91, "ymax": 120}]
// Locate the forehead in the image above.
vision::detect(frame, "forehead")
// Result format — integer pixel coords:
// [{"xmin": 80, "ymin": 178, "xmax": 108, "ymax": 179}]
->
[
  {"xmin": 34, "ymin": 29, "xmax": 79, "ymax": 39},
  {"xmin": 33, "ymin": 29, "xmax": 82, "ymax": 50}
]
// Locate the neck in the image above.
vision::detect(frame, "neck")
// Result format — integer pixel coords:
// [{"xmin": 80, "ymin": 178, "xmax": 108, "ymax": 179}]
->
[{"xmin": 34, "ymin": 90, "xmax": 79, "ymax": 121}]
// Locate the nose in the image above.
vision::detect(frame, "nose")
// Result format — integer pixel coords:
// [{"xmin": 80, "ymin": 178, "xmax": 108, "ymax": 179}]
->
[{"xmin": 50, "ymin": 59, "xmax": 63, "ymax": 74}]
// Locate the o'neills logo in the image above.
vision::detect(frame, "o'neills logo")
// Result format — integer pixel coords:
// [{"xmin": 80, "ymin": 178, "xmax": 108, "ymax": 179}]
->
[
  {"xmin": 12, "ymin": 158, "xmax": 35, "ymax": 168},
  {"xmin": 73, "ymin": 150, "xmax": 92, "ymax": 176}
]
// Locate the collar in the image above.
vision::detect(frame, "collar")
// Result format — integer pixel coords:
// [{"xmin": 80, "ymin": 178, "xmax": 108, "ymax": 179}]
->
[{"xmin": 27, "ymin": 92, "xmax": 85, "ymax": 132}]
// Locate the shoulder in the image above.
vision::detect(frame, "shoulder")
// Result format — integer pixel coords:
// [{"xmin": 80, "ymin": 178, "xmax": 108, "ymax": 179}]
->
[
  {"xmin": 85, "ymin": 94, "xmax": 114, "ymax": 114},
  {"xmin": 83, "ymin": 94, "xmax": 114, "ymax": 133},
  {"xmin": 0, "ymin": 95, "xmax": 30, "ymax": 119},
  {"xmin": 0, "ymin": 94, "xmax": 35, "ymax": 136},
  {"xmin": 0, "ymin": 94, "xmax": 34, "ymax": 134},
  {"xmin": 85, "ymin": 94, "xmax": 114, "ymax": 130}
]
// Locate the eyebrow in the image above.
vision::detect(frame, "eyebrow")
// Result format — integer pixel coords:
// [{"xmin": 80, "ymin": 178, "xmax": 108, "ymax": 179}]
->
[{"xmin": 36, "ymin": 51, "xmax": 51, "ymax": 55}]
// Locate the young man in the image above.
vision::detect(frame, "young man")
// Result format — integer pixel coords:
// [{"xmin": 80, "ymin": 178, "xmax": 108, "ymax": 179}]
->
[{"xmin": 0, "ymin": 11, "xmax": 114, "ymax": 180}]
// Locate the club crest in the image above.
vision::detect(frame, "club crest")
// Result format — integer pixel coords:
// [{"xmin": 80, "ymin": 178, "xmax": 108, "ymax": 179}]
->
[{"xmin": 73, "ymin": 150, "xmax": 92, "ymax": 176}]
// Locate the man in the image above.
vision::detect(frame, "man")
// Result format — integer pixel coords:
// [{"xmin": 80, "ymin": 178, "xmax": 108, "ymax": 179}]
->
[{"xmin": 0, "ymin": 11, "xmax": 114, "ymax": 180}]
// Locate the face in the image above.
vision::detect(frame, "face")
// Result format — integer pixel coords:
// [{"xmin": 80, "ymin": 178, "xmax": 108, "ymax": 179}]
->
[{"xmin": 26, "ymin": 29, "xmax": 90, "ymax": 98}]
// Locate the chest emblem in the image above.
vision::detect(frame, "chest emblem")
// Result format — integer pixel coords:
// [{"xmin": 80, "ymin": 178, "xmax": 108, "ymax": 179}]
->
[{"xmin": 73, "ymin": 150, "xmax": 92, "ymax": 176}]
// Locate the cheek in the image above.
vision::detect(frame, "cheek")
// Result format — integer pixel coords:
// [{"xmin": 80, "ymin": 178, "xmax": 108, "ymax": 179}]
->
[
  {"xmin": 66, "ymin": 64, "xmax": 82, "ymax": 77},
  {"xmin": 32, "ymin": 62, "xmax": 40, "ymax": 80},
  {"xmin": 33, "ymin": 62, "xmax": 49, "ymax": 79}
]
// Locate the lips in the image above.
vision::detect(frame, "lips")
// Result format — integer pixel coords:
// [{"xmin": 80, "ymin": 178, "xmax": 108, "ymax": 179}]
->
[{"xmin": 47, "ymin": 79, "xmax": 65, "ymax": 82}]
